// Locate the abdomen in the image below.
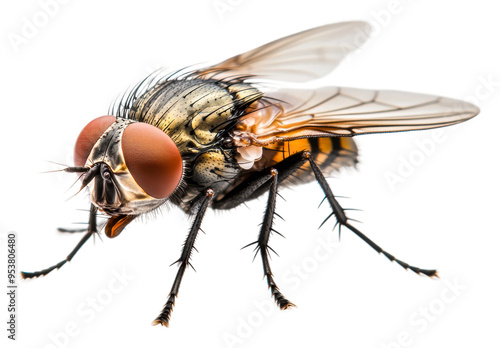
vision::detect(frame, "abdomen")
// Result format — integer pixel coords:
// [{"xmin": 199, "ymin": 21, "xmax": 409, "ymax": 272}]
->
[{"xmin": 257, "ymin": 136, "xmax": 359, "ymax": 183}]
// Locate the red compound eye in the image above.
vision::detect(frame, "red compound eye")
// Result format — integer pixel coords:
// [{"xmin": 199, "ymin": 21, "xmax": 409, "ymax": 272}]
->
[
  {"xmin": 122, "ymin": 123, "xmax": 183, "ymax": 199},
  {"xmin": 74, "ymin": 116, "xmax": 117, "ymax": 167}
]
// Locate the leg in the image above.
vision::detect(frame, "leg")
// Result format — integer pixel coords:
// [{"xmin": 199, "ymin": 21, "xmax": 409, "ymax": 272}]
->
[
  {"xmin": 217, "ymin": 150, "xmax": 436, "ymax": 278},
  {"xmin": 214, "ymin": 151, "xmax": 309, "ymax": 210},
  {"xmin": 21, "ymin": 204, "xmax": 98, "ymax": 279},
  {"xmin": 214, "ymin": 150, "xmax": 436, "ymax": 313},
  {"xmin": 152, "ymin": 188, "xmax": 214, "ymax": 327},
  {"xmin": 246, "ymin": 168, "xmax": 294, "ymax": 309},
  {"xmin": 305, "ymin": 152, "xmax": 438, "ymax": 277},
  {"xmin": 58, "ymin": 227, "xmax": 88, "ymax": 233},
  {"xmin": 214, "ymin": 153, "xmax": 310, "ymax": 309}
]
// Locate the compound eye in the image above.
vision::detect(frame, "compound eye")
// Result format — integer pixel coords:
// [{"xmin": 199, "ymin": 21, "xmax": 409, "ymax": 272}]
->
[
  {"xmin": 74, "ymin": 116, "xmax": 117, "ymax": 167},
  {"xmin": 122, "ymin": 123, "xmax": 183, "ymax": 199}
]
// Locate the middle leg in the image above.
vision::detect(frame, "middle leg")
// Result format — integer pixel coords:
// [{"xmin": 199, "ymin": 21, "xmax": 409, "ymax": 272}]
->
[
  {"xmin": 251, "ymin": 168, "xmax": 294, "ymax": 309},
  {"xmin": 214, "ymin": 152, "xmax": 310, "ymax": 309}
]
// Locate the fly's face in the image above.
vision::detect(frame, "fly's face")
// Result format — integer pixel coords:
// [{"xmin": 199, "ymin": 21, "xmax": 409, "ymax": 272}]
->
[{"xmin": 74, "ymin": 116, "xmax": 183, "ymax": 237}]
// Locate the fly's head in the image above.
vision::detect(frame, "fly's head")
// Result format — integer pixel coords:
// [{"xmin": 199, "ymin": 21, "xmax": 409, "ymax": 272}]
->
[{"xmin": 73, "ymin": 116, "xmax": 183, "ymax": 238}]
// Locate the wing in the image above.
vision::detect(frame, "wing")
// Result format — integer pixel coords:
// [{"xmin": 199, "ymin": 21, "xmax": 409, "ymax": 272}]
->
[
  {"xmin": 201, "ymin": 21, "xmax": 371, "ymax": 82},
  {"xmin": 233, "ymin": 87, "xmax": 480, "ymax": 146}
]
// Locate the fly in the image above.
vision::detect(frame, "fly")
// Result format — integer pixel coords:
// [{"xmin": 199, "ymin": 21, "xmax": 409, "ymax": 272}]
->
[{"xmin": 21, "ymin": 21, "xmax": 479, "ymax": 327}]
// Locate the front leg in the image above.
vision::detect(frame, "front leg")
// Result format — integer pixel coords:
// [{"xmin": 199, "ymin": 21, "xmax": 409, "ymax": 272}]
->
[
  {"xmin": 21, "ymin": 204, "xmax": 98, "ymax": 278},
  {"xmin": 152, "ymin": 188, "xmax": 214, "ymax": 327}
]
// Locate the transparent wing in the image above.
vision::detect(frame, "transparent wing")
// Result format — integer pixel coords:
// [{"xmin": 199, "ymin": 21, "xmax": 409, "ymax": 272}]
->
[
  {"xmin": 201, "ymin": 21, "xmax": 371, "ymax": 82},
  {"xmin": 235, "ymin": 87, "xmax": 479, "ymax": 145}
]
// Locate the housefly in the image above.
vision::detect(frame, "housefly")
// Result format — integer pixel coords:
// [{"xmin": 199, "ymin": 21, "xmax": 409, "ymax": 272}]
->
[{"xmin": 22, "ymin": 21, "xmax": 479, "ymax": 327}]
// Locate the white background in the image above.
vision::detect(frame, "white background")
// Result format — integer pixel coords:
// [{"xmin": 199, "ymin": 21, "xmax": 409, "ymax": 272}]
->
[{"xmin": 1, "ymin": 1, "xmax": 499, "ymax": 347}]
